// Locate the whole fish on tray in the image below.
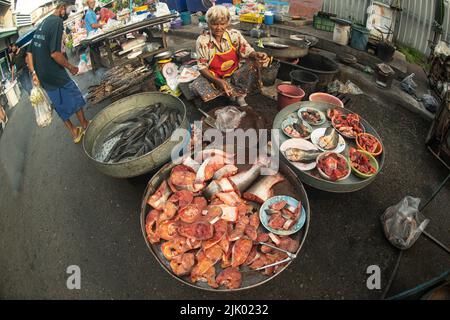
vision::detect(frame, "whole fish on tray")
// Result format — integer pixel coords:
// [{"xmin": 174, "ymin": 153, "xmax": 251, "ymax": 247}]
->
[
  {"xmin": 96, "ymin": 103, "xmax": 183, "ymax": 163},
  {"xmin": 284, "ymin": 148, "xmax": 322, "ymax": 163}
]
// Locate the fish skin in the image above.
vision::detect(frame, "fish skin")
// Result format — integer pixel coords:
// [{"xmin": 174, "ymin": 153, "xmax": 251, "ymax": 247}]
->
[
  {"xmin": 243, "ymin": 173, "xmax": 285, "ymax": 204},
  {"xmin": 228, "ymin": 157, "xmax": 270, "ymax": 194},
  {"xmin": 318, "ymin": 127, "xmax": 339, "ymax": 150},
  {"xmin": 284, "ymin": 148, "xmax": 322, "ymax": 163}
]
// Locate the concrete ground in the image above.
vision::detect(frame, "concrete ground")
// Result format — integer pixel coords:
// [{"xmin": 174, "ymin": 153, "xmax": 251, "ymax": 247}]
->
[{"xmin": 0, "ymin": 34, "xmax": 449, "ymax": 300}]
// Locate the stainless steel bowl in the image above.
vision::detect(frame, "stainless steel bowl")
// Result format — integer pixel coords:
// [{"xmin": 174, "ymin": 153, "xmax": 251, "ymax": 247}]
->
[{"xmin": 83, "ymin": 92, "xmax": 189, "ymax": 178}]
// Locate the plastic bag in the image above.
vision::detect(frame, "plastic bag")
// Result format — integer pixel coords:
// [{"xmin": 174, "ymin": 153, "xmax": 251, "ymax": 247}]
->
[
  {"xmin": 214, "ymin": 106, "xmax": 246, "ymax": 131},
  {"xmin": 421, "ymin": 92, "xmax": 439, "ymax": 113},
  {"xmin": 77, "ymin": 53, "xmax": 92, "ymax": 74},
  {"xmin": 328, "ymin": 80, "xmax": 363, "ymax": 95},
  {"xmin": 30, "ymin": 86, "xmax": 53, "ymax": 128},
  {"xmin": 401, "ymin": 73, "xmax": 417, "ymax": 95},
  {"xmin": 381, "ymin": 196, "xmax": 430, "ymax": 250}
]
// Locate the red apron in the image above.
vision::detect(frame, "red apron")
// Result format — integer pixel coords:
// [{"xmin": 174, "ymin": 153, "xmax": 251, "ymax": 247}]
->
[{"xmin": 208, "ymin": 32, "xmax": 239, "ymax": 79}]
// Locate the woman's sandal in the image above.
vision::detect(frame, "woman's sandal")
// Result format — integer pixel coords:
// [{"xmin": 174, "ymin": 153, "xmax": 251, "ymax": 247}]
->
[{"xmin": 73, "ymin": 127, "xmax": 84, "ymax": 144}]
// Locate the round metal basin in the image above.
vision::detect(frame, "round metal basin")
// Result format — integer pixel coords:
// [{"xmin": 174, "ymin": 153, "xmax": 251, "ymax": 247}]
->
[
  {"xmin": 255, "ymin": 37, "xmax": 310, "ymax": 59},
  {"xmin": 140, "ymin": 160, "xmax": 310, "ymax": 291},
  {"xmin": 83, "ymin": 92, "xmax": 189, "ymax": 178},
  {"xmin": 273, "ymin": 101, "xmax": 385, "ymax": 193}
]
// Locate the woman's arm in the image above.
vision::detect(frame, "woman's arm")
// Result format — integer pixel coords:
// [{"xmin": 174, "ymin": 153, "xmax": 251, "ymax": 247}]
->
[
  {"xmin": 199, "ymin": 68, "xmax": 232, "ymax": 96},
  {"xmin": 196, "ymin": 36, "xmax": 232, "ymax": 96}
]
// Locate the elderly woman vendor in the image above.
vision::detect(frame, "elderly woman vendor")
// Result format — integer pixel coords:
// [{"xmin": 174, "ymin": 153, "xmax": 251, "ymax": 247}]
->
[{"xmin": 189, "ymin": 5, "xmax": 269, "ymax": 107}]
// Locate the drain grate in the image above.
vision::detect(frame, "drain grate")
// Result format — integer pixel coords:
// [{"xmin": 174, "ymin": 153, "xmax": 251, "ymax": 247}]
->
[{"xmin": 331, "ymin": 92, "xmax": 355, "ymax": 109}]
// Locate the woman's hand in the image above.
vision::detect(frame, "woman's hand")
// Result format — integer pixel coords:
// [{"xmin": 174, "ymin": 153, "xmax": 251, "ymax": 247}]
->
[
  {"xmin": 215, "ymin": 78, "xmax": 232, "ymax": 96},
  {"xmin": 251, "ymin": 51, "xmax": 269, "ymax": 64}
]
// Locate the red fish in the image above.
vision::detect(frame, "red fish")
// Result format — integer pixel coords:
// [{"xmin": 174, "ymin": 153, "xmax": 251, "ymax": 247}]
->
[
  {"xmin": 161, "ymin": 237, "xmax": 190, "ymax": 260},
  {"xmin": 216, "ymin": 192, "xmax": 244, "ymax": 207},
  {"xmin": 270, "ymin": 200, "xmax": 287, "ymax": 211},
  {"xmin": 243, "ymin": 173, "xmax": 285, "ymax": 204},
  {"xmin": 231, "ymin": 238, "xmax": 253, "ymax": 268},
  {"xmin": 159, "ymin": 201, "xmax": 178, "ymax": 221},
  {"xmin": 213, "ymin": 164, "xmax": 239, "ymax": 180},
  {"xmin": 147, "ymin": 181, "xmax": 171, "ymax": 210},
  {"xmin": 169, "ymin": 252, "xmax": 195, "ymax": 276},
  {"xmin": 191, "ymin": 196, "xmax": 206, "ymax": 211},
  {"xmin": 145, "ymin": 209, "xmax": 161, "ymax": 244},
  {"xmin": 178, "ymin": 221, "xmax": 214, "ymax": 240},
  {"xmin": 168, "ymin": 190, "xmax": 194, "ymax": 208},
  {"xmin": 178, "ymin": 204, "xmax": 201, "ymax": 223},
  {"xmin": 216, "ymin": 267, "xmax": 242, "ymax": 289},
  {"xmin": 268, "ymin": 213, "xmax": 286, "ymax": 230},
  {"xmin": 157, "ymin": 219, "xmax": 179, "ymax": 241}
]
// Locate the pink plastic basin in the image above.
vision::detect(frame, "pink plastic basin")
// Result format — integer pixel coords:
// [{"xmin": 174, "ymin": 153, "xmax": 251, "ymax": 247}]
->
[
  {"xmin": 309, "ymin": 92, "xmax": 344, "ymax": 108},
  {"xmin": 277, "ymin": 84, "xmax": 305, "ymax": 110}
]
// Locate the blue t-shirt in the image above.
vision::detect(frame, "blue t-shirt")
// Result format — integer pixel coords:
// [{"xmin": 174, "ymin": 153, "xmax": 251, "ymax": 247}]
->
[{"xmin": 85, "ymin": 9, "xmax": 98, "ymax": 34}]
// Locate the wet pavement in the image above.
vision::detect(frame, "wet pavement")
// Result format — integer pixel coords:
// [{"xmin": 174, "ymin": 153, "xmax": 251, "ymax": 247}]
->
[{"xmin": 0, "ymin": 35, "xmax": 449, "ymax": 299}]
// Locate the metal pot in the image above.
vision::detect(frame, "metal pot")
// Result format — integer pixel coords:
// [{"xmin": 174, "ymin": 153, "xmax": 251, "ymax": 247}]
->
[
  {"xmin": 140, "ymin": 160, "xmax": 311, "ymax": 291},
  {"xmin": 83, "ymin": 92, "xmax": 189, "ymax": 178}
]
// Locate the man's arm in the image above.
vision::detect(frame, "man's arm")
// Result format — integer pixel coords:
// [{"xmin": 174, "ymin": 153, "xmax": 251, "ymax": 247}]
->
[
  {"xmin": 50, "ymin": 51, "xmax": 78, "ymax": 75},
  {"xmin": 11, "ymin": 65, "xmax": 15, "ymax": 81},
  {"xmin": 26, "ymin": 52, "xmax": 40, "ymax": 86},
  {"xmin": 49, "ymin": 20, "xmax": 78, "ymax": 75}
]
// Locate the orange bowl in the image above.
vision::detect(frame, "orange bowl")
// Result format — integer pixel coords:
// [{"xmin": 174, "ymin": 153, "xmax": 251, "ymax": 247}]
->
[{"xmin": 356, "ymin": 133, "xmax": 383, "ymax": 156}]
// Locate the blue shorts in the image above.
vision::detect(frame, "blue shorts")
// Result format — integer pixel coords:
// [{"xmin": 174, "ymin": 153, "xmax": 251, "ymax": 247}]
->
[{"xmin": 46, "ymin": 80, "xmax": 86, "ymax": 121}]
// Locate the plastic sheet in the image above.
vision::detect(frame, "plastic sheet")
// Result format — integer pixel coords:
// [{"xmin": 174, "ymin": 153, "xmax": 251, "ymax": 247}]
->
[
  {"xmin": 214, "ymin": 106, "xmax": 246, "ymax": 131},
  {"xmin": 381, "ymin": 196, "xmax": 430, "ymax": 250},
  {"xmin": 328, "ymin": 80, "xmax": 363, "ymax": 95}
]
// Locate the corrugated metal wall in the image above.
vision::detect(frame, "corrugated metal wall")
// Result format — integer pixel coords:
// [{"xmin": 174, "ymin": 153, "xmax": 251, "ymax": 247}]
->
[{"xmin": 321, "ymin": 0, "xmax": 450, "ymax": 55}]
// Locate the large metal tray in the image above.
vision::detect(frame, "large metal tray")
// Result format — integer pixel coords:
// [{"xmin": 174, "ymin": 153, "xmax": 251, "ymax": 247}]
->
[
  {"xmin": 83, "ymin": 92, "xmax": 189, "ymax": 178},
  {"xmin": 254, "ymin": 37, "xmax": 310, "ymax": 59},
  {"xmin": 273, "ymin": 101, "xmax": 385, "ymax": 193},
  {"xmin": 140, "ymin": 160, "xmax": 310, "ymax": 291}
]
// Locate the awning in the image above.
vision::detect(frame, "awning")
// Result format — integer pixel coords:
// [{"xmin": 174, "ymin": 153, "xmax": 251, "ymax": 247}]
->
[
  {"xmin": 0, "ymin": 29, "xmax": 18, "ymax": 40},
  {"xmin": 15, "ymin": 28, "xmax": 36, "ymax": 47}
]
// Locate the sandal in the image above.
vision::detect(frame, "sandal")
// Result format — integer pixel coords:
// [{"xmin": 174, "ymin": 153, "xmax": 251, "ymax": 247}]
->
[
  {"xmin": 82, "ymin": 121, "xmax": 91, "ymax": 134},
  {"xmin": 73, "ymin": 127, "xmax": 83, "ymax": 144}
]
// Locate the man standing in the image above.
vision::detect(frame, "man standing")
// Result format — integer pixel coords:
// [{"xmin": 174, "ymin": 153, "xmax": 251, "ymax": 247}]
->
[
  {"xmin": 27, "ymin": 1, "xmax": 89, "ymax": 143},
  {"xmin": 10, "ymin": 43, "xmax": 32, "ymax": 95},
  {"xmin": 85, "ymin": 0, "xmax": 103, "ymax": 35}
]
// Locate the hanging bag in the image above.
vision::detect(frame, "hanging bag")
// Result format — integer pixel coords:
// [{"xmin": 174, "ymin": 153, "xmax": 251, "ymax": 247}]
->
[{"xmin": 30, "ymin": 85, "xmax": 53, "ymax": 128}]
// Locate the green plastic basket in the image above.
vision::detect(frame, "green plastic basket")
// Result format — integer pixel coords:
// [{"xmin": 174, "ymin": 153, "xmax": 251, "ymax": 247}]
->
[{"xmin": 313, "ymin": 14, "xmax": 335, "ymax": 32}]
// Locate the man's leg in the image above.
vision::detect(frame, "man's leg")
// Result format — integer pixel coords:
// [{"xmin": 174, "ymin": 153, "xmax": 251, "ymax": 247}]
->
[
  {"xmin": 75, "ymin": 109, "xmax": 89, "ymax": 130},
  {"xmin": 64, "ymin": 119, "xmax": 80, "ymax": 139}
]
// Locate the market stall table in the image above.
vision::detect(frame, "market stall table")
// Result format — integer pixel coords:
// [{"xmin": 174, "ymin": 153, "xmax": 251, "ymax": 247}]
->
[{"xmin": 80, "ymin": 14, "xmax": 177, "ymax": 71}]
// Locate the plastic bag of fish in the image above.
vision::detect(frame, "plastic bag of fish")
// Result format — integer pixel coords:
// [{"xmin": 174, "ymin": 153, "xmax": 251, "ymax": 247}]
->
[{"xmin": 144, "ymin": 149, "xmax": 300, "ymax": 289}]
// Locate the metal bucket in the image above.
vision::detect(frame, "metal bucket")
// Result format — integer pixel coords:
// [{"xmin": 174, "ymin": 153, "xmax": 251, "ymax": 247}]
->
[
  {"xmin": 297, "ymin": 53, "xmax": 340, "ymax": 90},
  {"xmin": 83, "ymin": 92, "xmax": 189, "ymax": 178},
  {"xmin": 289, "ymin": 70, "xmax": 319, "ymax": 98},
  {"xmin": 140, "ymin": 160, "xmax": 311, "ymax": 291}
]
